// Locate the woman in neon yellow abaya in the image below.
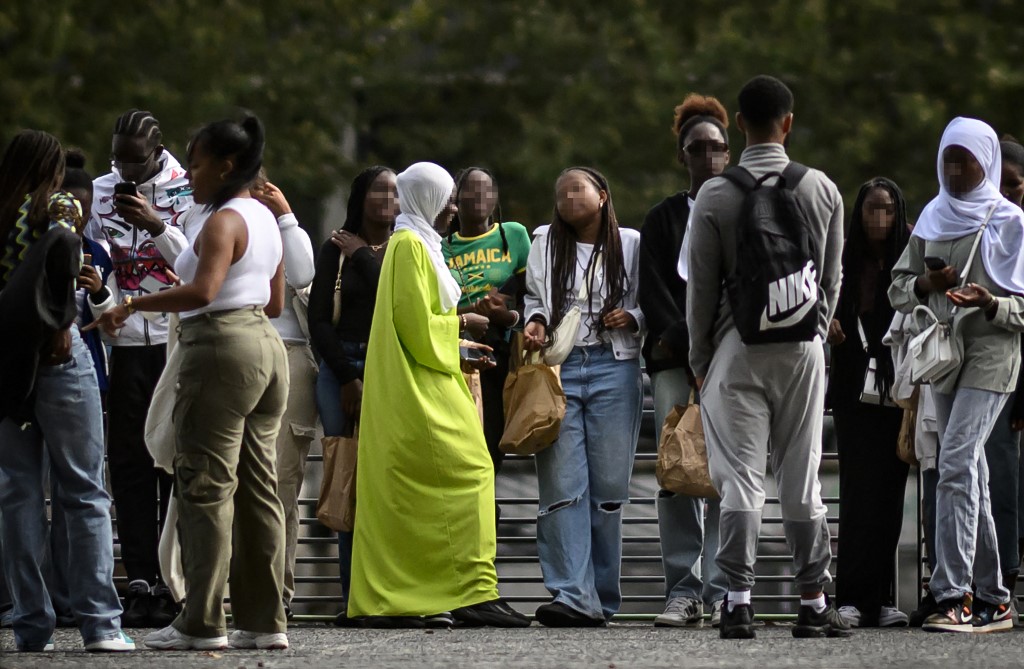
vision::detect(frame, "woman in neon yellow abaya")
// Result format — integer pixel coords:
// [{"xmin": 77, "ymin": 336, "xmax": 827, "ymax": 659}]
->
[{"xmin": 347, "ymin": 162, "xmax": 529, "ymax": 628}]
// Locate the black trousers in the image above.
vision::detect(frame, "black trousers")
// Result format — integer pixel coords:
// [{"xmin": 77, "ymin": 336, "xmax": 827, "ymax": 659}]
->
[
  {"xmin": 834, "ymin": 400, "xmax": 909, "ymax": 621},
  {"xmin": 107, "ymin": 344, "xmax": 172, "ymax": 585},
  {"xmin": 479, "ymin": 348, "xmax": 511, "ymax": 474}
]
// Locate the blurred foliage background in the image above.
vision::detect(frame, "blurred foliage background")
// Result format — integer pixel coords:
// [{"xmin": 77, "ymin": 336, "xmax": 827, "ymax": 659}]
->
[{"xmin": 3, "ymin": 0, "xmax": 1023, "ymax": 241}]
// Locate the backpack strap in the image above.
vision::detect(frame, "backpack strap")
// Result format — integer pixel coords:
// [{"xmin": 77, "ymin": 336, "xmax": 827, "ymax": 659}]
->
[
  {"xmin": 780, "ymin": 162, "xmax": 809, "ymax": 190},
  {"xmin": 721, "ymin": 165, "xmax": 757, "ymax": 192}
]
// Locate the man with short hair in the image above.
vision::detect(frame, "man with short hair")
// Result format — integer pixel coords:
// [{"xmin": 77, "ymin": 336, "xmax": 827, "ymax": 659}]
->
[
  {"xmin": 89, "ymin": 109, "xmax": 193, "ymax": 627},
  {"xmin": 685, "ymin": 75, "xmax": 848, "ymax": 639}
]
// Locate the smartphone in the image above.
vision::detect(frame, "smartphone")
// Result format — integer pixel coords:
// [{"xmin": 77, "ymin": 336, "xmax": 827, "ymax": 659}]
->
[
  {"xmin": 924, "ymin": 256, "xmax": 947, "ymax": 271},
  {"xmin": 114, "ymin": 181, "xmax": 138, "ymax": 198},
  {"xmin": 460, "ymin": 346, "xmax": 496, "ymax": 364},
  {"xmin": 82, "ymin": 253, "xmax": 92, "ymax": 265}
]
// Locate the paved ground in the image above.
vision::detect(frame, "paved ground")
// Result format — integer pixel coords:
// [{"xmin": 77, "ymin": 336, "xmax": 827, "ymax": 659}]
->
[{"xmin": 3, "ymin": 622, "xmax": 1024, "ymax": 668}]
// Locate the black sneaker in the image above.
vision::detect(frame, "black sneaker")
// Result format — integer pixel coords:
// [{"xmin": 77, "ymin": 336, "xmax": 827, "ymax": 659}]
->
[
  {"xmin": 363, "ymin": 616, "xmax": 427, "ymax": 629},
  {"xmin": 283, "ymin": 601, "xmax": 294, "ymax": 621},
  {"xmin": 909, "ymin": 591, "xmax": 938, "ymax": 627},
  {"xmin": 149, "ymin": 584, "xmax": 180, "ymax": 627},
  {"xmin": 922, "ymin": 594, "xmax": 974, "ymax": 633},
  {"xmin": 334, "ymin": 610, "xmax": 363, "ymax": 628},
  {"xmin": 424, "ymin": 612, "xmax": 455, "ymax": 629},
  {"xmin": 792, "ymin": 596, "xmax": 853, "ymax": 638},
  {"xmin": 121, "ymin": 580, "xmax": 151, "ymax": 628},
  {"xmin": 718, "ymin": 595, "xmax": 755, "ymax": 639},
  {"xmin": 972, "ymin": 599, "xmax": 1013, "ymax": 634},
  {"xmin": 534, "ymin": 601, "xmax": 605, "ymax": 628},
  {"xmin": 452, "ymin": 599, "xmax": 531, "ymax": 628}
]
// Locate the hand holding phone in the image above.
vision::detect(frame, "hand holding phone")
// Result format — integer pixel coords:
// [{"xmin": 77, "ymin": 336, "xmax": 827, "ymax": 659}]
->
[
  {"xmin": 114, "ymin": 181, "xmax": 138, "ymax": 198},
  {"xmin": 924, "ymin": 256, "xmax": 947, "ymax": 271},
  {"xmin": 459, "ymin": 340, "xmax": 497, "ymax": 371}
]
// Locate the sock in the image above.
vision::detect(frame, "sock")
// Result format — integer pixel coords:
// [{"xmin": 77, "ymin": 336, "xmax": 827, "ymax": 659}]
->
[
  {"xmin": 727, "ymin": 590, "xmax": 751, "ymax": 612},
  {"xmin": 801, "ymin": 594, "xmax": 826, "ymax": 613}
]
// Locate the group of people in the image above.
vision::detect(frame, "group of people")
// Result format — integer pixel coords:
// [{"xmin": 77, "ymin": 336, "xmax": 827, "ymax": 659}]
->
[{"xmin": 1, "ymin": 73, "xmax": 1023, "ymax": 653}]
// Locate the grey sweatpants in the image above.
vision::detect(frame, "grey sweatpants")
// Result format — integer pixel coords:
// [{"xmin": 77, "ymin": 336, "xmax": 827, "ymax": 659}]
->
[{"xmin": 700, "ymin": 329, "xmax": 832, "ymax": 592}]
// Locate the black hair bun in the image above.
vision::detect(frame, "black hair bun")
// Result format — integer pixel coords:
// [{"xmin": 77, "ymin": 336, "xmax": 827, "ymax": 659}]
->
[{"xmin": 65, "ymin": 148, "xmax": 87, "ymax": 170}]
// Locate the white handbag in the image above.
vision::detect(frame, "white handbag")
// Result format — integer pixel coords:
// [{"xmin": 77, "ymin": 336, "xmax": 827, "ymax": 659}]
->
[
  {"xmin": 858, "ymin": 317, "xmax": 896, "ymax": 406},
  {"xmin": 908, "ymin": 204, "xmax": 995, "ymax": 385},
  {"xmin": 909, "ymin": 305, "xmax": 959, "ymax": 384},
  {"xmin": 544, "ymin": 252, "xmax": 601, "ymax": 366}
]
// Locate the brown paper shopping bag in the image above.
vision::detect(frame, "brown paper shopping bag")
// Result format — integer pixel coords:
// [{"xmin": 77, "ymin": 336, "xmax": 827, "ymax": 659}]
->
[
  {"xmin": 316, "ymin": 427, "xmax": 359, "ymax": 532},
  {"xmin": 656, "ymin": 403, "xmax": 718, "ymax": 498},
  {"xmin": 499, "ymin": 351, "xmax": 566, "ymax": 456}
]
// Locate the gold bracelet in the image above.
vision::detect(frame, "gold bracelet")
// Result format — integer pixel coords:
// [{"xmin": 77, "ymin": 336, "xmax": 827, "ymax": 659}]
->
[
  {"xmin": 460, "ymin": 314, "xmax": 467, "ymax": 331},
  {"xmin": 124, "ymin": 295, "xmax": 136, "ymax": 315}
]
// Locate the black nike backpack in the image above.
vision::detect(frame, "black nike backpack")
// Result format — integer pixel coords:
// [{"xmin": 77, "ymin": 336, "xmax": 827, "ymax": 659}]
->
[{"xmin": 721, "ymin": 162, "xmax": 820, "ymax": 345}]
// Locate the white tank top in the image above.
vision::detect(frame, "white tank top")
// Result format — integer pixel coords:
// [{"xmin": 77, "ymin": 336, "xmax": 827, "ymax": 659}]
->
[{"xmin": 175, "ymin": 198, "xmax": 283, "ymax": 319}]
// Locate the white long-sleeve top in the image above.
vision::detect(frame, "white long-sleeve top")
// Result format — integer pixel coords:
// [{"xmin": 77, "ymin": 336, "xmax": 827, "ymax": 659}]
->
[{"xmin": 524, "ymin": 225, "xmax": 646, "ymax": 360}]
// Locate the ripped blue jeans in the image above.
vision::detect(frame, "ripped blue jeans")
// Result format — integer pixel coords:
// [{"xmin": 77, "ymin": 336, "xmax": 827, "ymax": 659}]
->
[{"xmin": 535, "ymin": 344, "xmax": 642, "ymax": 620}]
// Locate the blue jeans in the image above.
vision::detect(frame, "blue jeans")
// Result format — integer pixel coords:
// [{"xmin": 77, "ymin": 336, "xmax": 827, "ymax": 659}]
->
[
  {"xmin": 930, "ymin": 387, "xmax": 1010, "ymax": 605},
  {"xmin": 0, "ymin": 327, "xmax": 122, "ymax": 649},
  {"xmin": 535, "ymin": 345, "xmax": 642, "ymax": 619},
  {"xmin": 984, "ymin": 397, "xmax": 1021, "ymax": 578},
  {"xmin": 650, "ymin": 367, "xmax": 726, "ymax": 606},
  {"xmin": 315, "ymin": 343, "xmax": 366, "ymax": 601}
]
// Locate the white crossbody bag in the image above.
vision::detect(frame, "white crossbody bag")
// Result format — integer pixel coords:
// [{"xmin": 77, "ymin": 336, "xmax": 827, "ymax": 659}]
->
[
  {"xmin": 909, "ymin": 204, "xmax": 996, "ymax": 385},
  {"xmin": 544, "ymin": 252, "xmax": 602, "ymax": 366},
  {"xmin": 857, "ymin": 317, "xmax": 896, "ymax": 406}
]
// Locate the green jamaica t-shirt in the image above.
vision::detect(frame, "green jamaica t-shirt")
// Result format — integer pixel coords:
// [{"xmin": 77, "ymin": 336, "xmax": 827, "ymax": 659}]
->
[{"xmin": 443, "ymin": 221, "xmax": 531, "ymax": 309}]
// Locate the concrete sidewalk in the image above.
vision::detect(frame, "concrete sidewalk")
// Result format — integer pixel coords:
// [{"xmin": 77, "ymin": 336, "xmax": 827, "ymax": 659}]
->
[{"xmin": 3, "ymin": 623, "xmax": 1022, "ymax": 668}]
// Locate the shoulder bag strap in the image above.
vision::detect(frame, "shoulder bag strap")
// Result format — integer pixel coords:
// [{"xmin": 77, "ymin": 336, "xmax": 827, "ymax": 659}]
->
[
  {"xmin": 331, "ymin": 254, "xmax": 346, "ymax": 327},
  {"xmin": 950, "ymin": 203, "xmax": 998, "ymax": 318}
]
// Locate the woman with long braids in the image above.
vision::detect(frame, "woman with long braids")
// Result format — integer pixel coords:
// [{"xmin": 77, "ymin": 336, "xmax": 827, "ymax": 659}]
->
[
  {"xmin": 307, "ymin": 165, "xmax": 397, "ymax": 624},
  {"xmin": 443, "ymin": 167, "xmax": 531, "ymax": 476},
  {"xmin": 826, "ymin": 178, "xmax": 911, "ymax": 628},
  {"xmin": 0, "ymin": 131, "xmax": 133, "ymax": 653},
  {"xmin": 523, "ymin": 167, "xmax": 645, "ymax": 627}
]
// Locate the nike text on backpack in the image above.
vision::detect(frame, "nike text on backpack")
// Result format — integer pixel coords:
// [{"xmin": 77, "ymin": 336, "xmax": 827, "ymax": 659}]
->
[{"xmin": 722, "ymin": 162, "xmax": 819, "ymax": 344}]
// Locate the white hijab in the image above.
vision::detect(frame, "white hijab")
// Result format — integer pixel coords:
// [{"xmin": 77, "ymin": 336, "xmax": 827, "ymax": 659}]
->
[
  {"xmin": 913, "ymin": 117, "xmax": 1024, "ymax": 293},
  {"xmin": 394, "ymin": 162, "xmax": 462, "ymax": 311}
]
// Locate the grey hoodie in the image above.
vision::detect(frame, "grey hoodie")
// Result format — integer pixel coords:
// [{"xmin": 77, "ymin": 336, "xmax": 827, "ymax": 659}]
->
[{"xmin": 686, "ymin": 143, "xmax": 844, "ymax": 377}]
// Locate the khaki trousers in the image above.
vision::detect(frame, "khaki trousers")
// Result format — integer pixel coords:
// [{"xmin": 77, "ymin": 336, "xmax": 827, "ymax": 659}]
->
[
  {"xmin": 172, "ymin": 308, "xmax": 290, "ymax": 637},
  {"xmin": 275, "ymin": 341, "xmax": 318, "ymax": 604}
]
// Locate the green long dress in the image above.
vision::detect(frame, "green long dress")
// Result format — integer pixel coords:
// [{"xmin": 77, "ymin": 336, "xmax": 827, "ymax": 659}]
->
[{"xmin": 347, "ymin": 229, "xmax": 500, "ymax": 617}]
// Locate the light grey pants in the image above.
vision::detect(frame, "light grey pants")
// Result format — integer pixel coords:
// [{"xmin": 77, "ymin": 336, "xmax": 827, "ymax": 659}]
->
[
  {"xmin": 650, "ymin": 367, "xmax": 727, "ymax": 605},
  {"xmin": 930, "ymin": 387, "xmax": 1010, "ymax": 605},
  {"xmin": 700, "ymin": 329, "xmax": 832, "ymax": 592}
]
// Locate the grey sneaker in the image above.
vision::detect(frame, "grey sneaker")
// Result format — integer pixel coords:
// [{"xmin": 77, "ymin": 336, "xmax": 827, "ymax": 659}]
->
[
  {"xmin": 710, "ymin": 599, "xmax": 724, "ymax": 627},
  {"xmin": 878, "ymin": 605, "xmax": 908, "ymax": 627},
  {"xmin": 654, "ymin": 597, "xmax": 702, "ymax": 627},
  {"xmin": 838, "ymin": 605, "xmax": 862, "ymax": 627}
]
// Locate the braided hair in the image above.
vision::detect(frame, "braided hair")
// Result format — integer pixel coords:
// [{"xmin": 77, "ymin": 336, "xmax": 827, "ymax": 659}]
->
[
  {"xmin": 838, "ymin": 177, "xmax": 910, "ymax": 400},
  {"xmin": 448, "ymin": 167, "xmax": 508, "ymax": 254},
  {"xmin": 0, "ymin": 130, "xmax": 65, "ymax": 243},
  {"xmin": 114, "ymin": 109, "xmax": 162, "ymax": 146},
  {"xmin": 341, "ymin": 165, "xmax": 395, "ymax": 236},
  {"xmin": 547, "ymin": 167, "xmax": 626, "ymax": 337},
  {"xmin": 188, "ymin": 112, "xmax": 265, "ymax": 210}
]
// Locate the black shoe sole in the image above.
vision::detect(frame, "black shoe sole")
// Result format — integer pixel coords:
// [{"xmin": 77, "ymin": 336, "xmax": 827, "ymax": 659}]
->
[
  {"xmin": 719, "ymin": 625, "xmax": 755, "ymax": 639},
  {"xmin": 793, "ymin": 625, "xmax": 853, "ymax": 638},
  {"xmin": 363, "ymin": 616, "xmax": 427, "ymax": 629},
  {"xmin": 534, "ymin": 608, "xmax": 605, "ymax": 628}
]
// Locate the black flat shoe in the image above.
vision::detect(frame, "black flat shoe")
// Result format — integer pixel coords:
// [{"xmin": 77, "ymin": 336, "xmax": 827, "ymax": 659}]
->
[
  {"xmin": 534, "ymin": 601, "xmax": 605, "ymax": 628},
  {"xmin": 453, "ymin": 599, "xmax": 531, "ymax": 628},
  {"xmin": 363, "ymin": 616, "xmax": 427, "ymax": 629},
  {"xmin": 334, "ymin": 611, "xmax": 363, "ymax": 628}
]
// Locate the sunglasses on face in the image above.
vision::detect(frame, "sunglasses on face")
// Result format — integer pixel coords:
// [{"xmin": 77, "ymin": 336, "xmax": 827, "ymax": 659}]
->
[{"xmin": 684, "ymin": 141, "xmax": 729, "ymax": 156}]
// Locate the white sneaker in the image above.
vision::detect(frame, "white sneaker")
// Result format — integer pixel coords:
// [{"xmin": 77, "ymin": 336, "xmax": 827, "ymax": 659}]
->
[
  {"xmin": 229, "ymin": 629, "xmax": 289, "ymax": 650},
  {"xmin": 710, "ymin": 600, "xmax": 724, "ymax": 627},
  {"xmin": 144, "ymin": 625, "xmax": 228, "ymax": 650},
  {"xmin": 878, "ymin": 605, "xmax": 909, "ymax": 627},
  {"xmin": 838, "ymin": 605, "xmax": 862, "ymax": 627},
  {"xmin": 86, "ymin": 631, "xmax": 135, "ymax": 652},
  {"xmin": 654, "ymin": 597, "xmax": 703, "ymax": 627}
]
